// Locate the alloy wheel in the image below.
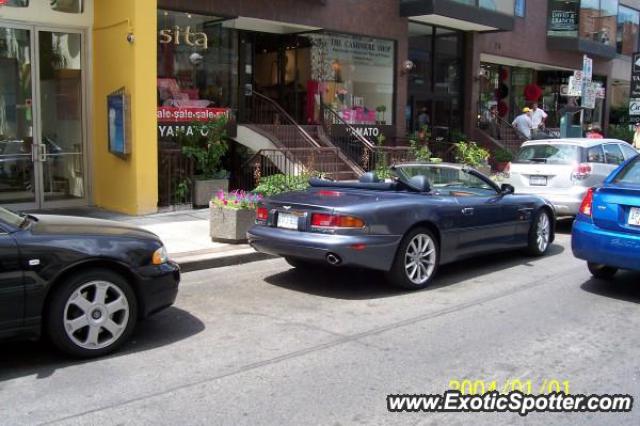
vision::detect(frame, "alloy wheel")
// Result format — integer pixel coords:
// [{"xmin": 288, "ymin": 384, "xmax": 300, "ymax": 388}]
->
[
  {"xmin": 404, "ymin": 233, "xmax": 436, "ymax": 285},
  {"xmin": 536, "ymin": 212, "xmax": 550, "ymax": 253},
  {"xmin": 63, "ymin": 281, "xmax": 130, "ymax": 350}
]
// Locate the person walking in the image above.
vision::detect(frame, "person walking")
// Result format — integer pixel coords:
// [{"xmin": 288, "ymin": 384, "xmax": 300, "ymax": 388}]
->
[
  {"xmin": 512, "ymin": 107, "xmax": 533, "ymax": 140},
  {"xmin": 633, "ymin": 122, "xmax": 640, "ymax": 150}
]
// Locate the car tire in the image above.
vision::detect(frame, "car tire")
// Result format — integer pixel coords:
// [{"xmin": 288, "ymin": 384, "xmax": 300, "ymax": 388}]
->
[
  {"xmin": 526, "ymin": 209, "xmax": 552, "ymax": 256},
  {"xmin": 386, "ymin": 227, "xmax": 439, "ymax": 290},
  {"xmin": 587, "ymin": 262, "xmax": 618, "ymax": 279},
  {"xmin": 46, "ymin": 268, "xmax": 138, "ymax": 358}
]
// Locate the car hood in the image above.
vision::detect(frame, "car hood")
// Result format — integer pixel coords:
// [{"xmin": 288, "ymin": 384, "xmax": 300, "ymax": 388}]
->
[{"xmin": 28, "ymin": 214, "xmax": 160, "ymax": 241}]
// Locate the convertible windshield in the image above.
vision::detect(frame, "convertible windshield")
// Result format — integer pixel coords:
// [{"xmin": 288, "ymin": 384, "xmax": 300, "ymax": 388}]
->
[
  {"xmin": 395, "ymin": 165, "xmax": 496, "ymax": 196},
  {"xmin": 0, "ymin": 207, "xmax": 24, "ymax": 228},
  {"xmin": 514, "ymin": 144, "xmax": 580, "ymax": 164}
]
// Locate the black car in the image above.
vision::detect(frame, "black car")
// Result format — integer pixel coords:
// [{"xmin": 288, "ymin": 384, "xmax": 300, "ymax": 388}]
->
[{"xmin": 0, "ymin": 207, "xmax": 180, "ymax": 357}]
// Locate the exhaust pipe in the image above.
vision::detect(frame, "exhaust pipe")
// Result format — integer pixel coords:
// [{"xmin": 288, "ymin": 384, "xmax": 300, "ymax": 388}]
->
[{"xmin": 326, "ymin": 253, "xmax": 341, "ymax": 266}]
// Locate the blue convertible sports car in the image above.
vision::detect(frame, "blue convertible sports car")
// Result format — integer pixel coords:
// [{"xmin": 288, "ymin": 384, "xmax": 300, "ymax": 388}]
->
[
  {"xmin": 572, "ymin": 154, "xmax": 640, "ymax": 278},
  {"xmin": 248, "ymin": 163, "xmax": 556, "ymax": 289}
]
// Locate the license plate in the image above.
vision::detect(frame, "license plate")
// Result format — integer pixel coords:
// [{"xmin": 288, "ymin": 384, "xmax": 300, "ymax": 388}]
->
[
  {"xmin": 277, "ymin": 213, "xmax": 299, "ymax": 230},
  {"xmin": 530, "ymin": 175, "xmax": 548, "ymax": 186},
  {"xmin": 628, "ymin": 207, "xmax": 640, "ymax": 226}
]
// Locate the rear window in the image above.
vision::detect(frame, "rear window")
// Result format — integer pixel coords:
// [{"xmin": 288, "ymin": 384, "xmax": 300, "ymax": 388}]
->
[
  {"xmin": 613, "ymin": 157, "xmax": 640, "ymax": 185},
  {"xmin": 514, "ymin": 144, "xmax": 580, "ymax": 165}
]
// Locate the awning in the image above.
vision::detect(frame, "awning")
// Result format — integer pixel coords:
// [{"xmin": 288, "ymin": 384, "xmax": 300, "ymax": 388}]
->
[{"xmin": 401, "ymin": 0, "xmax": 514, "ymax": 32}]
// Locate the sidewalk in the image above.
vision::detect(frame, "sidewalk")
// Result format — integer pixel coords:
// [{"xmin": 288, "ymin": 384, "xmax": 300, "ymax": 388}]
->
[{"xmin": 33, "ymin": 207, "xmax": 272, "ymax": 272}]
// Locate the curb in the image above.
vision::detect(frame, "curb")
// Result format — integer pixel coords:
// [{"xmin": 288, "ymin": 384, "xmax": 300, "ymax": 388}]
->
[{"xmin": 171, "ymin": 247, "xmax": 275, "ymax": 273}]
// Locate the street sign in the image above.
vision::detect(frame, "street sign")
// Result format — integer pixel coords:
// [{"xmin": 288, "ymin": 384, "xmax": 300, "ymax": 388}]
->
[
  {"xmin": 630, "ymin": 52, "xmax": 640, "ymax": 117},
  {"xmin": 582, "ymin": 82, "xmax": 597, "ymax": 109},
  {"xmin": 568, "ymin": 72, "xmax": 583, "ymax": 96},
  {"xmin": 582, "ymin": 55, "xmax": 593, "ymax": 81}
]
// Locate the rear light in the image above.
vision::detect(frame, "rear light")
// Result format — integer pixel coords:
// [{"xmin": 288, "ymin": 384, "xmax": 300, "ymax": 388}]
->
[
  {"xmin": 579, "ymin": 188, "xmax": 595, "ymax": 217},
  {"xmin": 256, "ymin": 207, "xmax": 269, "ymax": 222},
  {"xmin": 310, "ymin": 213, "xmax": 365, "ymax": 228},
  {"xmin": 572, "ymin": 163, "xmax": 592, "ymax": 180},
  {"xmin": 317, "ymin": 190, "xmax": 343, "ymax": 197}
]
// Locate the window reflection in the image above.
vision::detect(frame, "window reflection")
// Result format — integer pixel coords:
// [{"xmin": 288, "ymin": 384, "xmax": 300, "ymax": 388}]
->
[
  {"xmin": 617, "ymin": 6, "xmax": 639, "ymax": 55},
  {"xmin": 50, "ymin": 0, "xmax": 83, "ymax": 14}
]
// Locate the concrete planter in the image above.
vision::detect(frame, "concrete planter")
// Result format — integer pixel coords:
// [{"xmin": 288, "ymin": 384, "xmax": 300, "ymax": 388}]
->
[
  {"xmin": 210, "ymin": 204, "xmax": 256, "ymax": 243},
  {"xmin": 194, "ymin": 178, "xmax": 229, "ymax": 207}
]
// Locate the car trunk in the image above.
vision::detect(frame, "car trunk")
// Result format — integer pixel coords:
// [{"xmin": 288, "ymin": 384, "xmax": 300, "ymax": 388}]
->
[
  {"xmin": 509, "ymin": 163, "xmax": 576, "ymax": 190},
  {"xmin": 592, "ymin": 184, "xmax": 640, "ymax": 235},
  {"xmin": 267, "ymin": 189, "xmax": 400, "ymax": 211}
]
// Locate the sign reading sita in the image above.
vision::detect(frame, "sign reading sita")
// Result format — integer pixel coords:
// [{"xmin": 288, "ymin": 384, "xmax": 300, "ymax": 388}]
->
[{"xmin": 159, "ymin": 26, "xmax": 208, "ymax": 49}]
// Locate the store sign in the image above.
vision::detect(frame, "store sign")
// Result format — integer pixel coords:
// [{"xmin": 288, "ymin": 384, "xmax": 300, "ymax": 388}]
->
[
  {"xmin": 548, "ymin": 0, "xmax": 579, "ymax": 32},
  {"xmin": 159, "ymin": 26, "xmax": 208, "ymax": 49},
  {"xmin": 308, "ymin": 33, "xmax": 393, "ymax": 68},
  {"xmin": 629, "ymin": 99, "xmax": 640, "ymax": 116},
  {"xmin": 157, "ymin": 107, "xmax": 234, "ymax": 138},
  {"xmin": 629, "ymin": 52, "xmax": 640, "ymax": 117},
  {"xmin": 567, "ymin": 72, "xmax": 583, "ymax": 96},
  {"xmin": 332, "ymin": 124, "xmax": 395, "ymax": 141}
]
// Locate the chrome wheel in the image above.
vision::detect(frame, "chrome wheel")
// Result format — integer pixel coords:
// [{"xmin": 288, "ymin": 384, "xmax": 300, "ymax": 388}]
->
[
  {"xmin": 404, "ymin": 233, "xmax": 436, "ymax": 285},
  {"xmin": 63, "ymin": 281, "xmax": 130, "ymax": 350},
  {"xmin": 536, "ymin": 212, "xmax": 550, "ymax": 253}
]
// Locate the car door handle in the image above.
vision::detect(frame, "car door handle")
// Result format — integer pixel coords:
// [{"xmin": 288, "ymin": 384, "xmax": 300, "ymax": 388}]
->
[{"xmin": 461, "ymin": 207, "xmax": 474, "ymax": 216}]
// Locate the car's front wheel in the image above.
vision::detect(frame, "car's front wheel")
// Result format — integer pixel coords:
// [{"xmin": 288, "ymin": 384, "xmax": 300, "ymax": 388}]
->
[
  {"xmin": 387, "ymin": 228, "xmax": 439, "ymax": 290},
  {"xmin": 46, "ymin": 268, "xmax": 137, "ymax": 358},
  {"xmin": 587, "ymin": 262, "xmax": 618, "ymax": 279}
]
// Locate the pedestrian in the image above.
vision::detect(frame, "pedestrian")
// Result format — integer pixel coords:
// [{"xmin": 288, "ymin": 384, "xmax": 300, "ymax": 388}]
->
[
  {"xmin": 481, "ymin": 104, "xmax": 500, "ymax": 139},
  {"xmin": 530, "ymin": 103, "xmax": 548, "ymax": 138},
  {"xmin": 512, "ymin": 107, "xmax": 533, "ymax": 140},
  {"xmin": 585, "ymin": 125, "xmax": 603, "ymax": 139},
  {"xmin": 417, "ymin": 107, "xmax": 430, "ymax": 130},
  {"xmin": 633, "ymin": 122, "xmax": 640, "ymax": 150}
]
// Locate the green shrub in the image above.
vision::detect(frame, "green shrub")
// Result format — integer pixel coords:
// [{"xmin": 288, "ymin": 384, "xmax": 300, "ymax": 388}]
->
[
  {"xmin": 454, "ymin": 141, "xmax": 490, "ymax": 168},
  {"xmin": 492, "ymin": 148, "xmax": 514, "ymax": 163},
  {"xmin": 253, "ymin": 174, "xmax": 311, "ymax": 196}
]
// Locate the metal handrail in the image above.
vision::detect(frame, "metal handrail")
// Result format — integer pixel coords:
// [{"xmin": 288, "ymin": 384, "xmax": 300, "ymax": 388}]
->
[
  {"xmin": 251, "ymin": 91, "xmax": 321, "ymax": 148},
  {"xmin": 320, "ymin": 104, "xmax": 377, "ymax": 150}
]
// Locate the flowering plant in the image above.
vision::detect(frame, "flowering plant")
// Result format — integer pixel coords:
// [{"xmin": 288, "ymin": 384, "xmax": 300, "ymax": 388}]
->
[{"xmin": 211, "ymin": 190, "xmax": 262, "ymax": 210}]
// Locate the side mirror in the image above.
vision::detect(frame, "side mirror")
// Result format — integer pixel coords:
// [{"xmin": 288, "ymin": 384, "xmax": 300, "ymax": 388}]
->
[{"xmin": 501, "ymin": 183, "xmax": 515, "ymax": 194}]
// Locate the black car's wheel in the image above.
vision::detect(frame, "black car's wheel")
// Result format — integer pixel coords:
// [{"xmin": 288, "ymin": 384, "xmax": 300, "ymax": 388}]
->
[
  {"xmin": 387, "ymin": 227, "xmax": 439, "ymax": 290},
  {"xmin": 526, "ymin": 209, "xmax": 551, "ymax": 256},
  {"xmin": 284, "ymin": 257, "xmax": 323, "ymax": 269},
  {"xmin": 46, "ymin": 268, "xmax": 137, "ymax": 358},
  {"xmin": 587, "ymin": 262, "xmax": 618, "ymax": 279}
]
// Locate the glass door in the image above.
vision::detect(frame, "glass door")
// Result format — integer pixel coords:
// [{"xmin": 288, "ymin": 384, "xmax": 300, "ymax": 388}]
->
[
  {"xmin": 37, "ymin": 30, "xmax": 85, "ymax": 205},
  {"xmin": 0, "ymin": 25, "xmax": 37, "ymax": 207},
  {"xmin": 0, "ymin": 23, "xmax": 86, "ymax": 210}
]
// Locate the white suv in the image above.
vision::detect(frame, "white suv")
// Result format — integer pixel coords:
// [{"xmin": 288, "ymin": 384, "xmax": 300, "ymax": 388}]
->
[{"xmin": 504, "ymin": 138, "xmax": 639, "ymax": 216}]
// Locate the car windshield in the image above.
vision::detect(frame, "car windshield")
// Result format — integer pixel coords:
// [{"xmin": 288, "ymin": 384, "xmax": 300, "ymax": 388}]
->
[
  {"xmin": 0, "ymin": 207, "xmax": 25, "ymax": 228},
  {"xmin": 613, "ymin": 156, "xmax": 640, "ymax": 185},
  {"xmin": 514, "ymin": 144, "xmax": 580, "ymax": 165},
  {"xmin": 395, "ymin": 165, "xmax": 496, "ymax": 196}
]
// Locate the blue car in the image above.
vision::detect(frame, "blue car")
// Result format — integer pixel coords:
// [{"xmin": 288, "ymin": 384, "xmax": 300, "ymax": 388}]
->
[
  {"xmin": 248, "ymin": 163, "xmax": 555, "ymax": 290},
  {"xmin": 572, "ymin": 154, "xmax": 640, "ymax": 278}
]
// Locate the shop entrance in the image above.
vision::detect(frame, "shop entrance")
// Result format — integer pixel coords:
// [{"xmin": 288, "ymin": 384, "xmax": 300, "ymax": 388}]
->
[
  {"xmin": 0, "ymin": 22, "xmax": 87, "ymax": 210},
  {"xmin": 239, "ymin": 32, "xmax": 312, "ymax": 124}
]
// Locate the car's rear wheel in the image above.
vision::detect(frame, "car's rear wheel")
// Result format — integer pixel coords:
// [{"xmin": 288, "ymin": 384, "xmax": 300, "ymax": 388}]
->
[
  {"xmin": 46, "ymin": 268, "xmax": 137, "ymax": 358},
  {"xmin": 587, "ymin": 262, "xmax": 618, "ymax": 279},
  {"xmin": 387, "ymin": 228, "xmax": 439, "ymax": 290},
  {"xmin": 526, "ymin": 209, "xmax": 551, "ymax": 256}
]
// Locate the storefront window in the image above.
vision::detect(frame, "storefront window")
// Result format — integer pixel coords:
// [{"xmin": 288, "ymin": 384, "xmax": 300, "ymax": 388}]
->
[
  {"xmin": 617, "ymin": 6, "xmax": 639, "ymax": 56},
  {"xmin": 50, "ymin": 0, "xmax": 83, "ymax": 13},
  {"xmin": 157, "ymin": 10, "xmax": 238, "ymax": 114},
  {"xmin": 548, "ymin": 0, "xmax": 580, "ymax": 38},
  {"xmin": 579, "ymin": 0, "xmax": 618, "ymax": 45},
  {"xmin": 434, "ymin": 28, "xmax": 461, "ymax": 96},
  {"xmin": 515, "ymin": 0, "xmax": 526, "ymax": 17},
  {"xmin": 304, "ymin": 32, "xmax": 395, "ymax": 125},
  {"xmin": 479, "ymin": 0, "xmax": 515, "ymax": 15}
]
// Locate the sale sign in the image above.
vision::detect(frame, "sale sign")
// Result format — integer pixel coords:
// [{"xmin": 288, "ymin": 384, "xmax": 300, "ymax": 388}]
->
[{"xmin": 157, "ymin": 107, "xmax": 231, "ymax": 123}]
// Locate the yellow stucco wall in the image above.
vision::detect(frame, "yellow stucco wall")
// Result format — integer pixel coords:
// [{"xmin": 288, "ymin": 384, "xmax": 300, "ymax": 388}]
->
[{"xmin": 93, "ymin": 0, "xmax": 157, "ymax": 215}]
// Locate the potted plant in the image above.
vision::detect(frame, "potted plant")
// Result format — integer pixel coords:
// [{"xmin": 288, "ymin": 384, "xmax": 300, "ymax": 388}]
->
[
  {"xmin": 492, "ymin": 148, "xmax": 514, "ymax": 172},
  {"xmin": 210, "ymin": 190, "xmax": 262, "ymax": 243},
  {"xmin": 252, "ymin": 174, "xmax": 312, "ymax": 197},
  {"xmin": 180, "ymin": 117, "xmax": 229, "ymax": 207},
  {"xmin": 376, "ymin": 105, "xmax": 387, "ymax": 125},
  {"xmin": 408, "ymin": 126, "xmax": 432, "ymax": 162},
  {"xmin": 453, "ymin": 141, "xmax": 491, "ymax": 174}
]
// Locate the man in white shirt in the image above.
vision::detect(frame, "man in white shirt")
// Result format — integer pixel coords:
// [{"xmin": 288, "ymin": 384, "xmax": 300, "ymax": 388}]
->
[
  {"xmin": 512, "ymin": 107, "xmax": 533, "ymax": 140},
  {"xmin": 530, "ymin": 103, "xmax": 548, "ymax": 133}
]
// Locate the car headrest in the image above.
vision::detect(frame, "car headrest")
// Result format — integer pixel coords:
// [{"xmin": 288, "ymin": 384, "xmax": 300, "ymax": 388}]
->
[
  {"xmin": 408, "ymin": 175, "xmax": 431, "ymax": 192},
  {"xmin": 359, "ymin": 172, "xmax": 381, "ymax": 183}
]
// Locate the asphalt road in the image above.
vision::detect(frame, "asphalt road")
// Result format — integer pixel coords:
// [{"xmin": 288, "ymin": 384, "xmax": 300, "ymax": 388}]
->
[{"xmin": 1, "ymin": 219, "xmax": 639, "ymax": 425}]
